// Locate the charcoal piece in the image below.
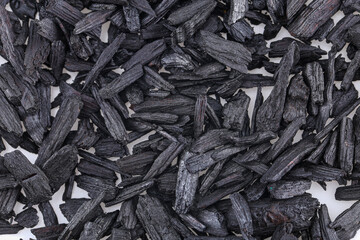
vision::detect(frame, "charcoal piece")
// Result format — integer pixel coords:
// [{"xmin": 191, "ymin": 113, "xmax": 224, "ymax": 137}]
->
[
  {"xmin": 118, "ymin": 199, "xmax": 137, "ymax": 229},
  {"xmin": 58, "ymin": 192, "xmax": 105, "ymax": 240},
  {"xmin": 269, "ymin": 38, "xmax": 326, "ymax": 60},
  {"xmin": 232, "ymin": 143, "xmax": 270, "ymax": 165},
  {"xmin": 79, "ymin": 222, "xmax": 102, "ymax": 240},
  {"xmin": 72, "ymin": 119, "xmax": 99, "ymax": 150},
  {"xmin": 37, "ymin": 18, "xmax": 60, "ymax": 42},
  {"xmin": 354, "ymin": 107, "xmax": 360, "ymax": 167},
  {"xmin": 46, "ymin": 0, "xmax": 100, "ymax": 37},
  {"xmin": 14, "ymin": 17, "xmax": 29, "ymax": 45},
  {"xmin": 123, "ymin": 39, "xmax": 166, "ymax": 70},
  {"xmin": 144, "ymin": 141, "xmax": 184, "ymax": 180},
  {"xmin": 14, "ymin": 207, "xmax": 38, "ymax": 228},
  {"xmin": 226, "ymin": 131, "xmax": 276, "ymax": 147},
  {"xmin": 125, "ymin": 85, "xmax": 144, "ymax": 105},
  {"xmin": 21, "ymin": 81, "xmax": 39, "ymax": 115},
  {"xmin": 304, "ymin": 134, "xmax": 330, "ymax": 164},
  {"xmin": 191, "ymin": 129, "xmax": 235, "ymax": 153},
  {"xmin": 312, "ymin": 19, "xmax": 335, "ymax": 41},
  {"xmin": 329, "ymin": 200, "xmax": 360, "ymax": 239},
  {"xmin": 0, "ymin": 64, "xmax": 23, "ymax": 105},
  {"xmin": 94, "ymin": 137, "xmax": 125, "ymax": 158},
  {"xmin": 24, "ymin": 22, "xmax": 50, "ymax": 79},
  {"xmin": 162, "ymin": 52, "xmax": 196, "ymax": 71},
  {"xmin": 0, "ymin": 219, "xmax": 23, "ymax": 234},
  {"xmin": 339, "ymin": 117, "xmax": 354, "ymax": 174},
  {"xmin": 142, "ymin": 0, "xmax": 178, "ymax": 26},
  {"xmin": 271, "ymin": 223, "xmax": 297, "ymax": 240},
  {"xmin": 266, "ymin": 0, "xmax": 285, "ymax": 23},
  {"xmin": 317, "ymin": 47, "xmax": 337, "ymax": 132},
  {"xmin": 198, "ymin": 30, "xmax": 251, "ymax": 73},
  {"xmin": 132, "ymin": 112, "xmax": 178, "ymax": 124},
  {"xmin": 167, "ymin": 0, "xmax": 212, "ymax": 25},
  {"xmin": 253, "ymin": 0, "xmax": 266, "ymax": 9},
  {"xmin": 175, "ymin": 151, "xmax": 199, "ymax": 214},
  {"xmin": 250, "ymin": 87, "xmax": 263, "ymax": 134},
  {"xmin": 349, "ymin": 24, "xmax": 360, "ymax": 48},
  {"xmin": 49, "ymin": 41, "xmax": 65, "ymax": 81},
  {"xmin": 39, "ymin": 201, "xmax": 58, "ymax": 227},
  {"xmin": 10, "ymin": 0, "xmax": 36, "ymax": 19},
  {"xmin": 76, "ymin": 174, "xmax": 117, "ymax": 202},
  {"xmin": 319, "ymin": 204, "xmax": 340, "ymax": 240},
  {"xmin": 199, "ymin": 160, "xmax": 226, "ymax": 196},
  {"xmin": 295, "ymin": 164, "xmax": 346, "ymax": 182},
  {"xmin": 335, "ymin": 184, "xmax": 360, "ymax": 200},
  {"xmin": 327, "ymin": 13, "xmax": 360, "ymax": 50},
  {"xmin": 60, "ymin": 199, "xmax": 101, "ymax": 222},
  {"xmin": 286, "ymin": 0, "xmax": 306, "ymax": 20},
  {"xmin": 108, "ymin": 228, "xmax": 132, "ymax": 240},
  {"xmin": 36, "ymin": 96, "xmax": 82, "ymax": 167},
  {"xmin": 136, "ymin": 194, "xmax": 181, "ymax": 240},
  {"xmin": 228, "ymin": 19, "xmax": 254, "ymax": 43},
  {"xmin": 105, "ymin": 180, "xmax": 154, "ymax": 207},
  {"xmin": 261, "ymin": 136, "xmax": 317, "ymax": 183},
  {"xmin": 0, "ymin": 6, "xmax": 36, "ymax": 84},
  {"xmin": 267, "ymin": 180, "xmax": 311, "ymax": 199},
  {"xmin": 264, "ymin": 22, "xmax": 281, "ymax": 40},
  {"xmin": 0, "ymin": 188, "xmax": 19, "ymax": 219},
  {"xmin": 74, "ymin": 10, "xmax": 114, "ymax": 35},
  {"xmin": 0, "ymin": 91, "xmax": 22, "ymax": 137},
  {"xmin": 69, "ymin": 34, "xmax": 94, "ymax": 60},
  {"xmin": 186, "ymin": 145, "xmax": 242, "ymax": 174},
  {"xmin": 78, "ymin": 159, "xmax": 117, "ymax": 180},
  {"xmin": 244, "ymin": 181, "xmax": 267, "ymax": 202},
  {"xmin": 123, "ymin": 5, "xmax": 140, "ymax": 32},
  {"xmin": 194, "ymin": 62, "xmax": 225, "ymax": 77},
  {"xmin": 342, "ymin": 0, "xmax": 360, "ymax": 14},
  {"xmin": 92, "ymin": 86, "xmax": 128, "ymax": 143},
  {"xmin": 174, "ymin": 1, "xmax": 216, "ymax": 42},
  {"xmin": 283, "ymin": 74, "xmax": 309, "ymax": 123},
  {"xmin": 197, "ymin": 173, "xmax": 253, "ymax": 209},
  {"xmin": 223, "ymin": 194, "xmax": 319, "ymax": 235},
  {"xmin": 341, "ymin": 50, "xmax": 360, "ymax": 91},
  {"xmin": 228, "ymin": 0, "xmax": 248, "ymax": 24},
  {"xmin": 288, "ymin": 0, "xmax": 341, "ymax": 39},
  {"xmin": 133, "ymin": 94, "xmax": 195, "ymax": 115},
  {"xmin": 311, "ymin": 214, "xmax": 321, "ymax": 240},
  {"xmin": 90, "ymin": 211, "xmax": 119, "ymax": 239},
  {"xmin": 117, "ymin": 151, "xmax": 156, "ymax": 175},
  {"xmin": 256, "ymin": 42, "xmax": 300, "ymax": 132},
  {"xmin": 83, "ymin": 33, "xmax": 125, "ymax": 89},
  {"xmin": 192, "ymin": 95, "xmax": 207, "ymax": 138},
  {"xmin": 144, "ymin": 66, "xmax": 175, "ymax": 91},
  {"xmin": 331, "ymin": 84, "xmax": 358, "ymax": 117},
  {"xmin": 128, "ymin": 0, "xmax": 155, "ymax": 16},
  {"xmin": 41, "ymin": 145, "xmax": 78, "ymax": 192},
  {"xmin": 0, "ymin": 174, "xmax": 17, "ymax": 190},
  {"xmin": 324, "ymin": 129, "xmax": 339, "ymax": 166},
  {"xmin": 223, "ymin": 91, "xmax": 250, "ymax": 130},
  {"xmin": 31, "ymin": 224, "xmax": 67, "ymax": 240},
  {"xmin": 100, "ymin": 66, "xmax": 143, "ymax": 99},
  {"xmin": 79, "ymin": 150, "xmax": 121, "ymax": 174},
  {"xmin": 4, "ymin": 151, "xmax": 52, "ymax": 204},
  {"xmin": 229, "ymin": 193, "xmax": 253, "ymax": 239},
  {"xmin": 316, "ymin": 97, "xmax": 360, "ymax": 141},
  {"xmin": 191, "ymin": 208, "xmax": 227, "ymax": 237},
  {"xmin": 304, "ymin": 61, "xmax": 324, "ymax": 115}
]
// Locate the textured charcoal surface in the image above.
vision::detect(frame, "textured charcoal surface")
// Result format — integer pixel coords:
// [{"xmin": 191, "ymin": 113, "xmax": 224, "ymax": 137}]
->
[{"xmin": 1, "ymin": 0, "xmax": 360, "ymax": 239}]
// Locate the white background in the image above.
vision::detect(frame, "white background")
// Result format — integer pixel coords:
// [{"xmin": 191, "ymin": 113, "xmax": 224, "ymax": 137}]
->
[{"xmin": 0, "ymin": 3, "xmax": 359, "ymax": 240}]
